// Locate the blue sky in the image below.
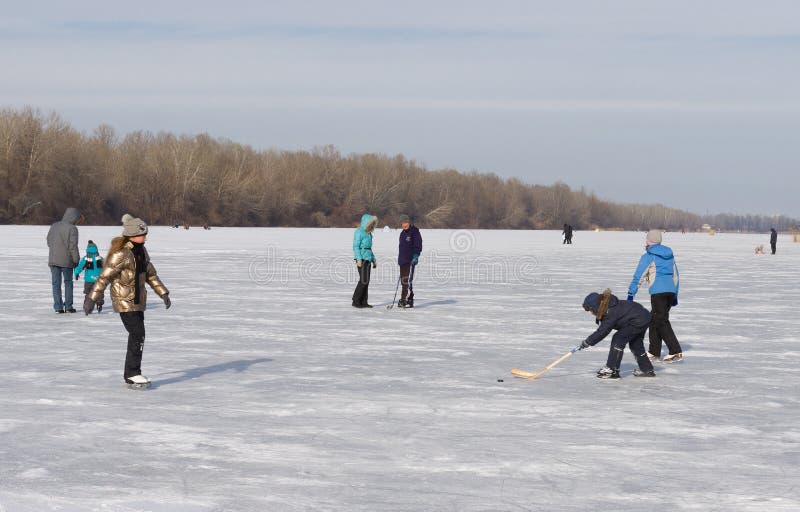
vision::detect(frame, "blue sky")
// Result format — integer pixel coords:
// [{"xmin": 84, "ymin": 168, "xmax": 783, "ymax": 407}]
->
[{"xmin": 2, "ymin": 1, "xmax": 799, "ymax": 216}]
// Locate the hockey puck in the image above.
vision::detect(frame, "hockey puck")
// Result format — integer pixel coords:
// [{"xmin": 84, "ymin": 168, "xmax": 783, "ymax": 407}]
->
[{"xmin": 497, "ymin": 379, "xmax": 504, "ymax": 382}]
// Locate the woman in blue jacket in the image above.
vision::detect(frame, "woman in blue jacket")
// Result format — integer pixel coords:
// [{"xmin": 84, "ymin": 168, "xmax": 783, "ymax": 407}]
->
[
  {"xmin": 352, "ymin": 214, "xmax": 378, "ymax": 308},
  {"xmin": 628, "ymin": 230, "xmax": 683, "ymax": 362}
]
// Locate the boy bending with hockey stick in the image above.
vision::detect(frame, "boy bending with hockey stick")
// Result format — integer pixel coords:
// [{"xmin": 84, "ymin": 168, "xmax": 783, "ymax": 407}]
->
[{"xmin": 578, "ymin": 289, "xmax": 655, "ymax": 379}]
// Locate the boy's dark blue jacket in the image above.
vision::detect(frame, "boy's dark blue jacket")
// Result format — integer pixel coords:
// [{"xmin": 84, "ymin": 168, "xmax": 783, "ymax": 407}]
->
[
  {"xmin": 582, "ymin": 293, "xmax": 651, "ymax": 346},
  {"xmin": 398, "ymin": 225, "xmax": 422, "ymax": 266}
]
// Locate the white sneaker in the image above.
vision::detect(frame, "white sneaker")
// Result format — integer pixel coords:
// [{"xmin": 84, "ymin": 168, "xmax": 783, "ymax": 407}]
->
[
  {"xmin": 127, "ymin": 374, "xmax": 150, "ymax": 384},
  {"xmin": 663, "ymin": 353, "xmax": 683, "ymax": 363}
]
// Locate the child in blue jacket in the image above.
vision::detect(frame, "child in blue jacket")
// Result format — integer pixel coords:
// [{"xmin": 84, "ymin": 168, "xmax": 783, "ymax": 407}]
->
[
  {"xmin": 74, "ymin": 240, "xmax": 105, "ymax": 313},
  {"xmin": 627, "ymin": 229, "xmax": 683, "ymax": 362}
]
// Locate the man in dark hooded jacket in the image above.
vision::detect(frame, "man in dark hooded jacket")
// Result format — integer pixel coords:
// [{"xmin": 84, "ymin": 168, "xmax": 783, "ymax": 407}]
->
[
  {"xmin": 578, "ymin": 290, "xmax": 655, "ymax": 379},
  {"xmin": 47, "ymin": 207, "xmax": 82, "ymax": 313}
]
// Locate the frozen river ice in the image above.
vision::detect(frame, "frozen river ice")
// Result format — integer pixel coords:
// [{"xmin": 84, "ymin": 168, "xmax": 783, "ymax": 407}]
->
[{"xmin": 1, "ymin": 226, "xmax": 798, "ymax": 511}]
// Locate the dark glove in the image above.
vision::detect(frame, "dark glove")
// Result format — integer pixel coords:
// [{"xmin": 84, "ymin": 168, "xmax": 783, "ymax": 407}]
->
[
  {"xmin": 411, "ymin": 253, "xmax": 419, "ymax": 266},
  {"xmin": 579, "ymin": 340, "xmax": 591, "ymax": 350},
  {"xmin": 83, "ymin": 297, "xmax": 96, "ymax": 315},
  {"xmin": 672, "ymin": 296, "xmax": 678, "ymax": 307},
  {"xmin": 75, "ymin": 274, "xmax": 80, "ymax": 281},
  {"xmin": 372, "ymin": 260, "xmax": 376, "ymax": 269},
  {"xmin": 356, "ymin": 259, "xmax": 363, "ymax": 268},
  {"xmin": 162, "ymin": 294, "xmax": 171, "ymax": 309},
  {"xmin": 626, "ymin": 294, "xmax": 634, "ymax": 301}
]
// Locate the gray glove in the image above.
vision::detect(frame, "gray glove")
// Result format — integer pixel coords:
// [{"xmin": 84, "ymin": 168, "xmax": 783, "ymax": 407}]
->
[
  {"xmin": 356, "ymin": 259, "xmax": 363, "ymax": 268},
  {"xmin": 578, "ymin": 340, "xmax": 591, "ymax": 350},
  {"xmin": 162, "ymin": 294, "xmax": 171, "ymax": 309}
]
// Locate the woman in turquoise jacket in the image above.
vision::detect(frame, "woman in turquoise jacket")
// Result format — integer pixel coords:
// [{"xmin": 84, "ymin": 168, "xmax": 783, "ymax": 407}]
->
[
  {"xmin": 74, "ymin": 240, "xmax": 105, "ymax": 313},
  {"xmin": 352, "ymin": 214, "xmax": 378, "ymax": 308}
]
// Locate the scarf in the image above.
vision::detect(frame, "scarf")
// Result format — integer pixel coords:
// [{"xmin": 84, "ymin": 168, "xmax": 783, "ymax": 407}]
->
[{"xmin": 131, "ymin": 242, "xmax": 147, "ymax": 304}]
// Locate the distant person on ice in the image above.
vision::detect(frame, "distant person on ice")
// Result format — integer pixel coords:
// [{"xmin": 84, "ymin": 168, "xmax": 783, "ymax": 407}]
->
[
  {"xmin": 578, "ymin": 289, "xmax": 655, "ymax": 379},
  {"xmin": 628, "ymin": 229, "xmax": 683, "ymax": 363},
  {"xmin": 770, "ymin": 228, "xmax": 778, "ymax": 255},
  {"xmin": 84, "ymin": 214, "xmax": 170, "ymax": 387},
  {"xmin": 47, "ymin": 207, "xmax": 83, "ymax": 313},
  {"xmin": 562, "ymin": 223, "xmax": 573, "ymax": 244},
  {"xmin": 73, "ymin": 240, "xmax": 105, "ymax": 314},
  {"xmin": 352, "ymin": 213, "xmax": 378, "ymax": 308},
  {"xmin": 397, "ymin": 214, "xmax": 422, "ymax": 308}
]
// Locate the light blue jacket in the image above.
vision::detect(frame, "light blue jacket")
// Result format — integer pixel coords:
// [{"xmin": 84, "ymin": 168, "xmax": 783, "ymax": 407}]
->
[
  {"xmin": 74, "ymin": 246, "xmax": 104, "ymax": 283},
  {"xmin": 628, "ymin": 244, "xmax": 679, "ymax": 298},
  {"xmin": 353, "ymin": 214, "xmax": 378, "ymax": 262}
]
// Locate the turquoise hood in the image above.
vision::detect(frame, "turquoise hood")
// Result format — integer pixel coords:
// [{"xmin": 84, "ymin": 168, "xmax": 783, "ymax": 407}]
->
[{"xmin": 353, "ymin": 214, "xmax": 378, "ymax": 262}]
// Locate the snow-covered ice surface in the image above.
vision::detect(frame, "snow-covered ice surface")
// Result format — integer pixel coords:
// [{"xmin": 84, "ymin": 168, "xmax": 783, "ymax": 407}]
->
[{"xmin": 1, "ymin": 226, "xmax": 799, "ymax": 512}]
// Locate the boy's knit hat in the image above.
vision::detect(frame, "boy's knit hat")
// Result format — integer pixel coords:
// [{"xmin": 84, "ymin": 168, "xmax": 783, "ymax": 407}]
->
[
  {"xmin": 646, "ymin": 229, "xmax": 662, "ymax": 245},
  {"xmin": 399, "ymin": 214, "xmax": 411, "ymax": 224},
  {"xmin": 121, "ymin": 213, "xmax": 148, "ymax": 237}
]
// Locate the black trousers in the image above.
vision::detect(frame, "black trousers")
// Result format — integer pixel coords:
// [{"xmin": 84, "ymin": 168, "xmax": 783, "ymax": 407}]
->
[
  {"xmin": 400, "ymin": 264, "xmax": 415, "ymax": 301},
  {"xmin": 771, "ymin": 241, "xmax": 777, "ymax": 254},
  {"xmin": 120, "ymin": 311, "xmax": 145, "ymax": 381},
  {"xmin": 606, "ymin": 325, "xmax": 653, "ymax": 372},
  {"xmin": 352, "ymin": 263, "xmax": 371, "ymax": 306},
  {"xmin": 648, "ymin": 292, "xmax": 682, "ymax": 357}
]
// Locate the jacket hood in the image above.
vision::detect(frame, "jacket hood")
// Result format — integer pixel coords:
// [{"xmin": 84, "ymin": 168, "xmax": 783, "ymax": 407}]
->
[
  {"xmin": 582, "ymin": 291, "xmax": 619, "ymax": 312},
  {"xmin": 646, "ymin": 244, "xmax": 674, "ymax": 260},
  {"xmin": 359, "ymin": 214, "xmax": 378, "ymax": 231},
  {"xmin": 62, "ymin": 207, "xmax": 81, "ymax": 225}
]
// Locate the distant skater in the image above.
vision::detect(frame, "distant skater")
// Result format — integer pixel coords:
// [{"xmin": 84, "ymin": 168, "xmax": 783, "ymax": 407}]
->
[
  {"xmin": 85, "ymin": 214, "xmax": 170, "ymax": 387},
  {"xmin": 397, "ymin": 214, "xmax": 422, "ymax": 308},
  {"xmin": 628, "ymin": 229, "xmax": 683, "ymax": 363},
  {"xmin": 578, "ymin": 289, "xmax": 655, "ymax": 379},
  {"xmin": 352, "ymin": 213, "xmax": 378, "ymax": 308},
  {"xmin": 770, "ymin": 228, "xmax": 778, "ymax": 255},
  {"xmin": 562, "ymin": 224, "xmax": 573, "ymax": 244},
  {"xmin": 74, "ymin": 240, "xmax": 105, "ymax": 313}
]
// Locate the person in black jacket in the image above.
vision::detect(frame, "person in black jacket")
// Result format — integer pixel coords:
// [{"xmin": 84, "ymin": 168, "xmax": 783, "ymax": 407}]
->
[
  {"xmin": 578, "ymin": 289, "xmax": 655, "ymax": 379},
  {"xmin": 770, "ymin": 228, "xmax": 778, "ymax": 255},
  {"xmin": 397, "ymin": 214, "xmax": 422, "ymax": 308}
]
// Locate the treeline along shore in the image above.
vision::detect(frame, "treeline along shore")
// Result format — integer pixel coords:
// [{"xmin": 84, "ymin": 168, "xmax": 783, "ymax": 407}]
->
[{"xmin": 2, "ymin": 107, "xmax": 796, "ymax": 231}]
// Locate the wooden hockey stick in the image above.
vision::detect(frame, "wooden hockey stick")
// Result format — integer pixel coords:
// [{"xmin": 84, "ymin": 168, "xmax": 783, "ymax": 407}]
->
[{"xmin": 511, "ymin": 347, "xmax": 580, "ymax": 380}]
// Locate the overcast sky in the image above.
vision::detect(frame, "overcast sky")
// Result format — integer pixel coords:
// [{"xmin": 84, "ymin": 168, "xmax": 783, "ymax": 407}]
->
[{"xmin": 2, "ymin": 1, "xmax": 799, "ymax": 217}]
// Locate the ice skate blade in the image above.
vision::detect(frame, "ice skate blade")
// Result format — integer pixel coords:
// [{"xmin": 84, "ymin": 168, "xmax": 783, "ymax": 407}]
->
[{"xmin": 125, "ymin": 382, "xmax": 151, "ymax": 390}]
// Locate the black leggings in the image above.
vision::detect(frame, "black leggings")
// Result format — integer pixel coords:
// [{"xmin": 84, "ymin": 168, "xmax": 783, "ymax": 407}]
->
[
  {"xmin": 120, "ymin": 311, "xmax": 145, "ymax": 381},
  {"xmin": 352, "ymin": 263, "xmax": 371, "ymax": 306}
]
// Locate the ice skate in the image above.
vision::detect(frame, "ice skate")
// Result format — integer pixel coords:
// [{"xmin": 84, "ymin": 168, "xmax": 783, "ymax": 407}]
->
[
  {"xmin": 663, "ymin": 353, "xmax": 683, "ymax": 363},
  {"xmin": 596, "ymin": 366, "xmax": 620, "ymax": 379},
  {"xmin": 125, "ymin": 374, "xmax": 151, "ymax": 390},
  {"xmin": 633, "ymin": 369, "xmax": 656, "ymax": 377}
]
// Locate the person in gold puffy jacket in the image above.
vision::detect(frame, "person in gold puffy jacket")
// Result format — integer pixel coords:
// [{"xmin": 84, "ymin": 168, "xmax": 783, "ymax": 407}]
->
[{"xmin": 86, "ymin": 214, "xmax": 170, "ymax": 387}]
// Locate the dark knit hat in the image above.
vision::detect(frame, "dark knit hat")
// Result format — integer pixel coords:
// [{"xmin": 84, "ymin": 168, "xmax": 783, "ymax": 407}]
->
[
  {"xmin": 399, "ymin": 214, "xmax": 411, "ymax": 224},
  {"xmin": 121, "ymin": 213, "xmax": 148, "ymax": 237}
]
